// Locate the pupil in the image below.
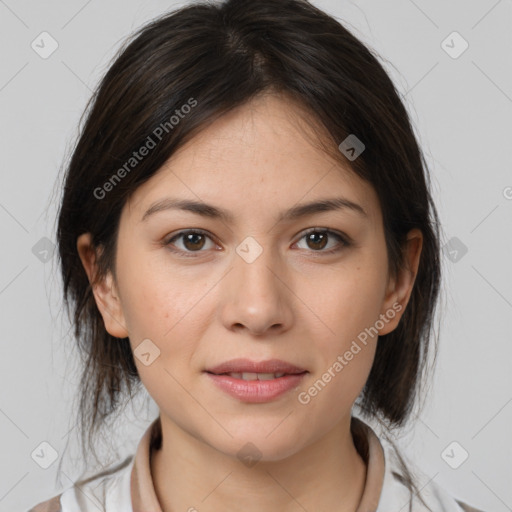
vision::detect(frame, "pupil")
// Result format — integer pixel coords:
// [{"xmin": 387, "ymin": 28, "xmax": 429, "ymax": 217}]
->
[
  {"xmin": 185, "ymin": 233, "xmax": 204, "ymax": 250},
  {"xmin": 308, "ymin": 232, "xmax": 327, "ymax": 250}
]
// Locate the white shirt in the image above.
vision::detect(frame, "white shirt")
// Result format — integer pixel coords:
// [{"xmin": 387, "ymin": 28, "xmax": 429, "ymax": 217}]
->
[{"xmin": 28, "ymin": 416, "xmax": 484, "ymax": 512}]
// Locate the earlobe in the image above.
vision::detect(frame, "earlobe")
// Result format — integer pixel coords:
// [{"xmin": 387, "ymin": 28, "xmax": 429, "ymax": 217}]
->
[
  {"xmin": 378, "ymin": 228, "xmax": 423, "ymax": 336},
  {"xmin": 76, "ymin": 233, "xmax": 129, "ymax": 339}
]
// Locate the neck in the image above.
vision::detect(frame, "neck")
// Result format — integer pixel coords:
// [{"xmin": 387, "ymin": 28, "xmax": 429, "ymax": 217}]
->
[{"xmin": 151, "ymin": 415, "xmax": 367, "ymax": 512}]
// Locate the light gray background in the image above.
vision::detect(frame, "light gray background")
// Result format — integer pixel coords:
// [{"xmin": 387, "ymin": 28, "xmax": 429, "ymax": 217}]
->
[{"xmin": 1, "ymin": 0, "xmax": 511, "ymax": 511}]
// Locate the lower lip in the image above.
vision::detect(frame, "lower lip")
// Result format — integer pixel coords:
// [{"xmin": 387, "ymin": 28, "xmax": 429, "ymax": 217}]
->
[{"xmin": 205, "ymin": 372, "xmax": 307, "ymax": 403}]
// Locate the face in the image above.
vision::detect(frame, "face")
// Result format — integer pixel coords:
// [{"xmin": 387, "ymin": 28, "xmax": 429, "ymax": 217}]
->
[{"xmin": 79, "ymin": 93, "xmax": 421, "ymax": 461}]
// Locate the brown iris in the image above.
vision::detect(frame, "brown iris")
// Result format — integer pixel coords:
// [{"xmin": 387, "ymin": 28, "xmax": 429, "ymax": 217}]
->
[
  {"xmin": 305, "ymin": 231, "xmax": 328, "ymax": 251},
  {"xmin": 182, "ymin": 232, "xmax": 206, "ymax": 251}
]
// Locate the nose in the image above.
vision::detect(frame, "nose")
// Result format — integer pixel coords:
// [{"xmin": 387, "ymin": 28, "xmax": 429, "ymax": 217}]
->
[{"xmin": 219, "ymin": 241, "xmax": 294, "ymax": 336}]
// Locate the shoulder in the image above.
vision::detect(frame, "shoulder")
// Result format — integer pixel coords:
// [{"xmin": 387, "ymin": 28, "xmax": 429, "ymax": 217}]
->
[
  {"xmin": 26, "ymin": 455, "xmax": 134, "ymax": 512},
  {"xmin": 27, "ymin": 494, "xmax": 62, "ymax": 512},
  {"xmin": 420, "ymin": 478, "xmax": 487, "ymax": 512},
  {"xmin": 455, "ymin": 500, "xmax": 487, "ymax": 512},
  {"xmin": 378, "ymin": 437, "xmax": 486, "ymax": 512}
]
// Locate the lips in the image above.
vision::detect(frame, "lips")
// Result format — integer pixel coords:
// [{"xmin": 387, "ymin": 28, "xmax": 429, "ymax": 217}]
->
[
  {"xmin": 205, "ymin": 358, "xmax": 307, "ymax": 376},
  {"xmin": 223, "ymin": 372, "xmax": 286, "ymax": 380},
  {"xmin": 204, "ymin": 359, "xmax": 308, "ymax": 403}
]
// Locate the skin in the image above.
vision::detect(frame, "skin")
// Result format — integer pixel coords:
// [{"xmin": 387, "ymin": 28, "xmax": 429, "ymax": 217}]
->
[{"xmin": 77, "ymin": 92, "xmax": 422, "ymax": 512}]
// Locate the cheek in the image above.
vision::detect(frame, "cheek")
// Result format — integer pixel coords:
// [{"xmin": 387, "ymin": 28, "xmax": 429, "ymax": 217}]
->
[
  {"xmin": 119, "ymin": 264, "xmax": 212, "ymax": 409},
  {"xmin": 117, "ymin": 254, "xmax": 213, "ymax": 340},
  {"xmin": 115, "ymin": 258, "xmax": 218, "ymax": 401},
  {"xmin": 309, "ymin": 263, "xmax": 386, "ymax": 349},
  {"xmin": 298, "ymin": 258, "xmax": 385, "ymax": 406},
  {"xmin": 296, "ymin": 338, "xmax": 377, "ymax": 440}
]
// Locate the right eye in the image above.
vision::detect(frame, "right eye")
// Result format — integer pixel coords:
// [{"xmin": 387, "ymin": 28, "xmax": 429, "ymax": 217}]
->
[{"xmin": 164, "ymin": 229, "xmax": 219, "ymax": 257}]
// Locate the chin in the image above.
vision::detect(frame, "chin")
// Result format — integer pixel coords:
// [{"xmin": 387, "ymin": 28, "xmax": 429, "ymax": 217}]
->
[{"xmin": 205, "ymin": 421, "xmax": 309, "ymax": 464}]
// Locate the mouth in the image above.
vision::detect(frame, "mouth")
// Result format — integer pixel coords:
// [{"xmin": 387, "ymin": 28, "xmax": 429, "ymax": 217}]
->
[
  {"xmin": 204, "ymin": 358, "xmax": 308, "ymax": 403},
  {"xmin": 205, "ymin": 357, "xmax": 307, "ymax": 376},
  {"xmin": 210, "ymin": 371, "xmax": 294, "ymax": 380}
]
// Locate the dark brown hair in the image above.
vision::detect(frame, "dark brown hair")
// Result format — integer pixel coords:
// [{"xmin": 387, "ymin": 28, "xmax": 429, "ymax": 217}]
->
[{"xmin": 56, "ymin": 0, "xmax": 441, "ymax": 506}]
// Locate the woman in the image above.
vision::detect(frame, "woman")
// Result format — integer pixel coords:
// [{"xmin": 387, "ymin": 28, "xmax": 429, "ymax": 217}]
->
[{"xmin": 28, "ymin": 0, "xmax": 483, "ymax": 510}]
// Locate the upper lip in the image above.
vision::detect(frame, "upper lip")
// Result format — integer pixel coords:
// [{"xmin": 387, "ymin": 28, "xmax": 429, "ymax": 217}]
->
[{"xmin": 205, "ymin": 358, "xmax": 307, "ymax": 375}]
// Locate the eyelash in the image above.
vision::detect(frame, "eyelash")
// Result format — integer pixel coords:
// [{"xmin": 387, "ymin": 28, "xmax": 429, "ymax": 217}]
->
[{"xmin": 163, "ymin": 228, "xmax": 352, "ymax": 258}]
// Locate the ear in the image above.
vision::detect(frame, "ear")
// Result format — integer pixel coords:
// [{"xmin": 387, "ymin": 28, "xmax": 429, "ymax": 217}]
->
[
  {"xmin": 76, "ymin": 233, "xmax": 129, "ymax": 339},
  {"xmin": 378, "ymin": 228, "xmax": 423, "ymax": 336}
]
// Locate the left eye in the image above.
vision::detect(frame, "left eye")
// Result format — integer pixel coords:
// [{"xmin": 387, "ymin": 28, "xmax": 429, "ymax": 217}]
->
[
  {"xmin": 164, "ymin": 228, "xmax": 349, "ymax": 257},
  {"xmin": 294, "ymin": 228, "xmax": 349, "ymax": 254}
]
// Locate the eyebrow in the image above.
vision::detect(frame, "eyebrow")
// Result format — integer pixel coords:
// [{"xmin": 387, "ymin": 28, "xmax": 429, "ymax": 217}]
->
[{"xmin": 141, "ymin": 196, "xmax": 368, "ymax": 223}]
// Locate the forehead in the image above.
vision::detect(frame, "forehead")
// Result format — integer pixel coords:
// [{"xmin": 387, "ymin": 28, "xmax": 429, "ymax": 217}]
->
[{"xmin": 125, "ymin": 93, "xmax": 382, "ymax": 227}]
